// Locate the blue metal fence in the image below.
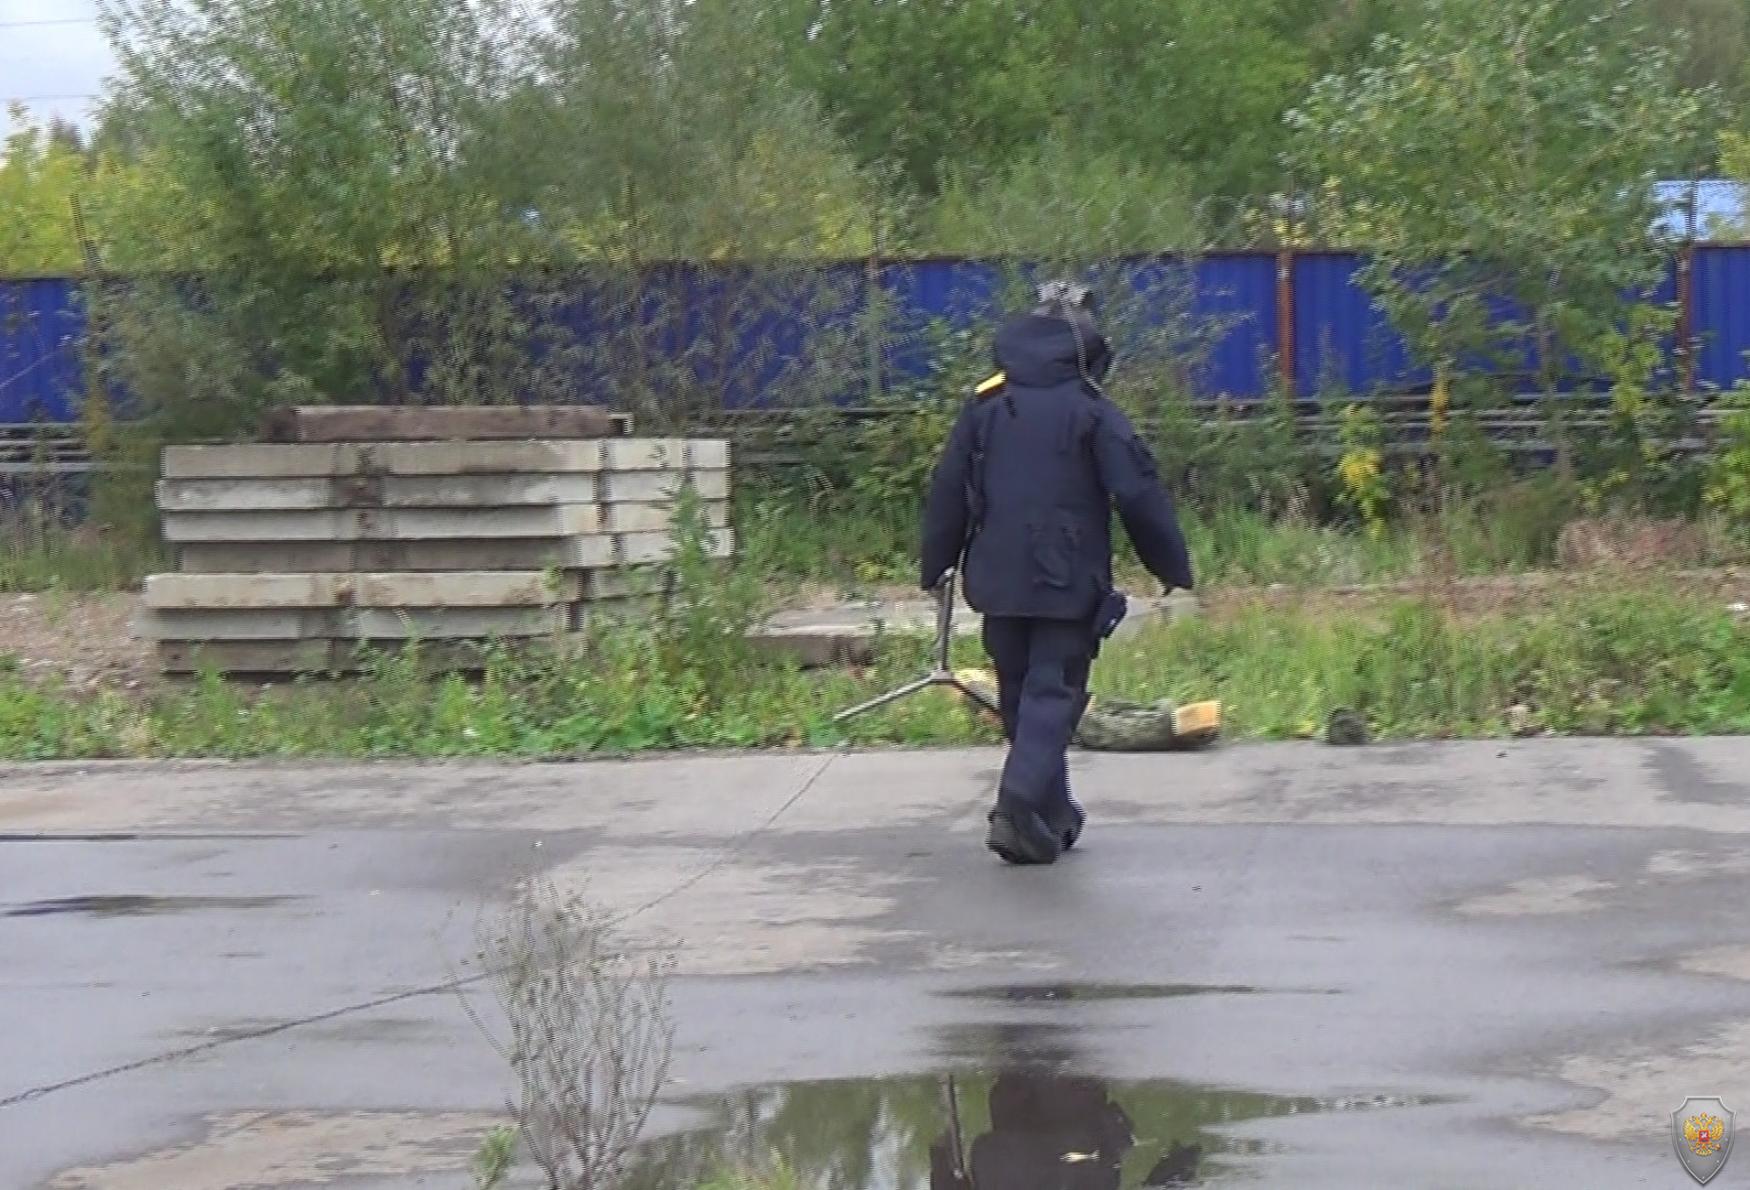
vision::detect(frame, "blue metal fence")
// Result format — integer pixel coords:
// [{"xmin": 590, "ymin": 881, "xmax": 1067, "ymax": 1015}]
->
[{"xmin": 4, "ymin": 248, "xmax": 1748, "ymax": 424}]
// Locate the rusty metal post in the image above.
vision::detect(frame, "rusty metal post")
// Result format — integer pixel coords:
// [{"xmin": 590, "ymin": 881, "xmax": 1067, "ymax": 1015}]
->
[
  {"xmin": 1678, "ymin": 243, "xmax": 1696, "ymax": 394},
  {"xmin": 1276, "ymin": 249, "xmax": 1296, "ymax": 398}
]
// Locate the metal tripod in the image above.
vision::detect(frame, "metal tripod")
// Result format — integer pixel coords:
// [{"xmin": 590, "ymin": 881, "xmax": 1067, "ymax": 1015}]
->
[{"xmin": 833, "ymin": 568, "xmax": 1001, "ymax": 724}]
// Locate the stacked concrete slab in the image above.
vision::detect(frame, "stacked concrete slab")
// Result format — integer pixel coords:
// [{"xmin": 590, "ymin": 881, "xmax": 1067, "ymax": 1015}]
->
[{"xmin": 136, "ymin": 410, "xmax": 732, "ymax": 675}]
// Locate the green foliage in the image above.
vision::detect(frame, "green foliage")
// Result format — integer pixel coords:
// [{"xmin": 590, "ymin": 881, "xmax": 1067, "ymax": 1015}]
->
[
  {"xmin": 928, "ymin": 135, "xmax": 1203, "ymax": 257},
  {"xmin": 1094, "ymin": 582, "xmax": 1750, "ymax": 740},
  {"xmin": 1578, "ymin": 303, "xmax": 1705, "ymax": 514},
  {"xmin": 693, "ymin": 1157, "xmax": 800, "ymax": 1190},
  {"xmin": 1334, "ymin": 404, "xmax": 1391, "ymax": 537},
  {"xmin": 9, "ymin": 576, "xmax": 1750, "ymax": 759},
  {"xmin": 471, "ymin": 1126, "xmax": 517, "ymax": 1190},
  {"xmin": 0, "ymin": 107, "xmax": 89, "ymax": 275},
  {"xmin": 1704, "ymin": 383, "xmax": 1750, "ymax": 522},
  {"xmin": 779, "ymin": 0, "xmax": 1316, "ymax": 201},
  {"xmin": 1287, "ymin": 0, "xmax": 1721, "ymax": 426},
  {"xmin": 0, "ymin": 496, "xmax": 163, "ymax": 593},
  {"xmin": 93, "ymin": 0, "xmax": 570, "ymax": 438},
  {"xmin": 529, "ymin": 0, "xmax": 891, "ymax": 261}
]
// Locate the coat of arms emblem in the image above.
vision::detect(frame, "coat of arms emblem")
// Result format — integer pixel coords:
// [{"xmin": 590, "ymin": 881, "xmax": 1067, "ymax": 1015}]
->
[{"xmin": 1674, "ymin": 1097, "xmax": 1736, "ymax": 1184}]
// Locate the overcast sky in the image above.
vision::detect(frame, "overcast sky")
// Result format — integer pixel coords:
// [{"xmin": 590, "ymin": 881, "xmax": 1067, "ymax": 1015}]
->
[{"xmin": 0, "ymin": 0, "xmax": 112, "ymax": 141}]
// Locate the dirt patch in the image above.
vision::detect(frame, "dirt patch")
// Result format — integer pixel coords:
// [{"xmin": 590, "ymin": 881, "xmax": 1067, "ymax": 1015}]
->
[
  {"xmin": 0, "ymin": 593, "xmax": 153, "ymax": 691},
  {"xmin": 45, "ymin": 1110, "xmax": 503, "ymax": 1190},
  {"xmin": 1556, "ymin": 517, "xmax": 1714, "ymax": 571}
]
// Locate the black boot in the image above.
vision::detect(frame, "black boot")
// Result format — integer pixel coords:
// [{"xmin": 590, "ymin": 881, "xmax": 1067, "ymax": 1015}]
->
[
  {"xmin": 1046, "ymin": 796, "xmax": 1086, "ymax": 851},
  {"xmin": 986, "ymin": 803, "xmax": 1063, "ymax": 866}
]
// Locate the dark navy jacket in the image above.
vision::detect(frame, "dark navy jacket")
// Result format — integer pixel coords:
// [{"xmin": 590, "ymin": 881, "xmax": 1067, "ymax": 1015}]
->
[{"xmin": 919, "ymin": 312, "xmax": 1194, "ymax": 621}]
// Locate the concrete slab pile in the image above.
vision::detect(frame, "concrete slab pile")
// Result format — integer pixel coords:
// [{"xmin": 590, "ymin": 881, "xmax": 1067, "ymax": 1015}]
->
[{"xmin": 134, "ymin": 409, "xmax": 732, "ymax": 674}]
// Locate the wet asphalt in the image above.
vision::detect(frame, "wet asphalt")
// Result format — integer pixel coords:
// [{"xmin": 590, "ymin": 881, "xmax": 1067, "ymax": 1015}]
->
[{"xmin": 4, "ymin": 739, "xmax": 1750, "ymax": 1188}]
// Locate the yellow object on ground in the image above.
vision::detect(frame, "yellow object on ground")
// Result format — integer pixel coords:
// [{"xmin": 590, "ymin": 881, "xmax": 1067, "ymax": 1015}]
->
[
  {"xmin": 1078, "ymin": 695, "xmax": 1223, "ymax": 751},
  {"xmin": 955, "ymin": 667, "xmax": 1221, "ymax": 751},
  {"xmin": 1169, "ymin": 700, "xmax": 1223, "ymax": 748}
]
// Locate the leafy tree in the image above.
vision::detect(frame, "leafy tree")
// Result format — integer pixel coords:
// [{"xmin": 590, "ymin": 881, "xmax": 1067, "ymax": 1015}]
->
[
  {"xmin": 529, "ymin": 0, "xmax": 889, "ymax": 261},
  {"xmin": 779, "ymin": 0, "xmax": 1313, "ymax": 202},
  {"xmin": 928, "ymin": 133, "xmax": 1202, "ymax": 257},
  {"xmin": 1053, "ymin": 0, "xmax": 1313, "ymax": 201},
  {"xmin": 93, "ymin": 0, "xmax": 567, "ymax": 432},
  {"xmin": 1286, "ymin": 0, "xmax": 1719, "ymax": 470},
  {"xmin": 772, "ymin": 0, "xmax": 1059, "ymax": 199},
  {"xmin": 0, "ymin": 107, "xmax": 89, "ymax": 275}
]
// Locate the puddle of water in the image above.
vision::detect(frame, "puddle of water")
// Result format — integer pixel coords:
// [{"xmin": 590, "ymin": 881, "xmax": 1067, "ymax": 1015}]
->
[
  {"xmin": 621, "ymin": 1071, "xmax": 1440, "ymax": 1188},
  {"xmin": 943, "ymin": 982, "xmax": 1339, "ymax": 1004},
  {"xmin": 4, "ymin": 894, "xmax": 300, "ymax": 918}
]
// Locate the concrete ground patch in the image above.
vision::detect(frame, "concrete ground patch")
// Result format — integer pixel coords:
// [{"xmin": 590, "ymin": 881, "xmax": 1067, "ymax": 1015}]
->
[
  {"xmin": 45, "ymin": 1111, "xmax": 503, "ymax": 1190},
  {"xmin": 7, "ymin": 739, "xmax": 1750, "ymax": 1188}
]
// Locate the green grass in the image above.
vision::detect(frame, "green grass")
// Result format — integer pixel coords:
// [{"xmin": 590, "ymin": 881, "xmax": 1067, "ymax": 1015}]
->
[
  {"xmin": 0, "ymin": 509, "xmax": 165, "ymax": 593},
  {"xmin": 731, "ymin": 476, "xmax": 1628, "ymax": 596},
  {"xmin": 5, "ymin": 580, "xmax": 1749, "ymax": 761}
]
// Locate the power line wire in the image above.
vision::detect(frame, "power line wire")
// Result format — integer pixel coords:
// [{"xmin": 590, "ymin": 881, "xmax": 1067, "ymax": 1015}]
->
[{"xmin": 0, "ymin": 17, "xmax": 99, "ymax": 28}]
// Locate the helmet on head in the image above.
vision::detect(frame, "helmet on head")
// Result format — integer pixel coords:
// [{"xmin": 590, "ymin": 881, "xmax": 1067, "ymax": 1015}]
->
[
  {"xmin": 1033, "ymin": 279, "xmax": 1098, "ymax": 322},
  {"xmin": 1032, "ymin": 278, "xmax": 1109, "ymax": 388}
]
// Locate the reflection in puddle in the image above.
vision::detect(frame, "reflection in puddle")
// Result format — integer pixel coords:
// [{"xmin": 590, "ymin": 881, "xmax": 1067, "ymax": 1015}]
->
[
  {"xmin": 4, "ymin": 894, "xmax": 300, "ymax": 918},
  {"xmin": 622, "ymin": 1071, "xmax": 1438, "ymax": 1188}
]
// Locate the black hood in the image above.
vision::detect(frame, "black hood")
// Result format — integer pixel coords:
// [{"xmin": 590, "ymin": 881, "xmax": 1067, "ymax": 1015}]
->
[{"xmin": 994, "ymin": 313, "xmax": 1111, "ymax": 390}]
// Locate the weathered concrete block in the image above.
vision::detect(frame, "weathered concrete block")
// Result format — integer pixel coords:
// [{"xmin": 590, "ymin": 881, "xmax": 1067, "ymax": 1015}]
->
[
  {"xmin": 604, "ymin": 439, "xmax": 681, "ymax": 472},
  {"xmin": 684, "ymin": 440, "xmax": 730, "ymax": 470},
  {"xmin": 597, "ymin": 469, "xmax": 730, "ymax": 504},
  {"xmin": 136, "ymin": 607, "xmax": 340, "ymax": 641},
  {"xmin": 137, "ymin": 604, "xmax": 572, "ymax": 641},
  {"xmin": 163, "ymin": 444, "xmax": 361, "ymax": 480},
  {"xmin": 616, "ymin": 529, "xmax": 735, "ymax": 565},
  {"xmin": 157, "ymin": 639, "xmax": 339, "ymax": 675},
  {"xmin": 161, "ymin": 504, "xmax": 608, "ymax": 543},
  {"xmin": 350, "ymin": 572, "xmax": 582, "ymax": 608},
  {"xmin": 582, "ymin": 568, "xmax": 668, "ymax": 601},
  {"xmin": 145, "ymin": 571, "xmax": 583, "ymax": 610},
  {"xmin": 174, "ymin": 536, "xmax": 624, "ymax": 574},
  {"xmin": 162, "ymin": 440, "xmax": 609, "ymax": 479},
  {"xmin": 345, "ymin": 606, "xmax": 569, "ymax": 639},
  {"xmin": 146, "ymin": 573, "xmax": 341, "ymax": 610},
  {"xmin": 259, "ymin": 405, "xmax": 626, "ymax": 443},
  {"xmin": 156, "ymin": 473, "xmax": 603, "ymax": 512},
  {"xmin": 598, "ymin": 500, "xmax": 728, "ymax": 534}
]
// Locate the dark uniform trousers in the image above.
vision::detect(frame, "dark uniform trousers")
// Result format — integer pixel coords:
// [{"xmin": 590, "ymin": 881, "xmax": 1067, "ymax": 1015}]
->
[{"xmin": 982, "ymin": 615, "xmax": 1094, "ymax": 813}]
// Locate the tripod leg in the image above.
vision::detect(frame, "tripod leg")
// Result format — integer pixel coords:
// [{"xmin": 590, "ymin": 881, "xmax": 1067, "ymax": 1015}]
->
[
  {"xmin": 832, "ymin": 676, "xmax": 935, "ymax": 723},
  {"xmin": 945, "ymin": 677, "xmax": 1001, "ymax": 717}
]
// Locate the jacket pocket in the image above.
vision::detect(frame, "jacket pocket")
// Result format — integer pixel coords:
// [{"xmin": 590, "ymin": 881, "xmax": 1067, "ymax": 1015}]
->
[{"xmin": 1029, "ymin": 518, "xmax": 1076, "ymax": 589}]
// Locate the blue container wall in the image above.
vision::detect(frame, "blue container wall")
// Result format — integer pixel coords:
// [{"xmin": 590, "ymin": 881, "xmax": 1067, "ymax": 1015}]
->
[
  {"xmin": 1187, "ymin": 254, "xmax": 1275, "ymax": 399},
  {"xmin": 0, "ymin": 279, "xmax": 85, "ymax": 422},
  {"xmin": 1292, "ymin": 254, "xmax": 1419, "ymax": 397},
  {"xmin": 1694, "ymin": 246, "xmax": 1750, "ymax": 392},
  {"xmin": 1, "ymin": 249, "xmax": 1743, "ymax": 422}
]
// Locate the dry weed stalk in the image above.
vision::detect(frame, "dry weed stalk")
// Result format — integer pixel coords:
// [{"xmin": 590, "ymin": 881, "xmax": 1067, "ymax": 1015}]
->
[{"xmin": 474, "ymin": 877, "xmax": 676, "ymax": 1190}]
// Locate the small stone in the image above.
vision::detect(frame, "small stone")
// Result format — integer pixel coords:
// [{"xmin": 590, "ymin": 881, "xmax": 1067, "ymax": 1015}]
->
[
  {"xmin": 1325, "ymin": 709, "xmax": 1369, "ymax": 746},
  {"xmin": 1507, "ymin": 704, "xmax": 1535, "ymax": 737}
]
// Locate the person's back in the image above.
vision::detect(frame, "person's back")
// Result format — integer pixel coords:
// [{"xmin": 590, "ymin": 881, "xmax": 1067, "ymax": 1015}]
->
[
  {"xmin": 958, "ymin": 313, "xmax": 1119, "ymax": 622},
  {"xmin": 920, "ymin": 284, "xmax": 1193, "ymax": 866}
]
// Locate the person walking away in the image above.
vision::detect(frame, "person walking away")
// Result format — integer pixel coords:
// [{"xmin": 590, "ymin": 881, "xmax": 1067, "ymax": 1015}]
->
[{"xmin": 919, "ymin": 281, "xmax": 1194, "ymax": 866}]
